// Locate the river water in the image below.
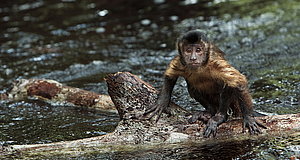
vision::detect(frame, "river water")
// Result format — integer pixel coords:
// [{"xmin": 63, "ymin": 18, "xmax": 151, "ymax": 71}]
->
[{"xmin": 0, "ymin": 0, "xmax": 299, "ymax": 159}]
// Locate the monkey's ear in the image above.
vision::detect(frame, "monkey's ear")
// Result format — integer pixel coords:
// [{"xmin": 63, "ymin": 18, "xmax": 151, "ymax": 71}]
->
[{"xmin": 176, "ymin": 41, "xmax": 183, "ymax": 54}]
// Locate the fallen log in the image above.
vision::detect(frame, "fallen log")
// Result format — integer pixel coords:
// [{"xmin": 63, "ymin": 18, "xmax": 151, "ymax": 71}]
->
[
  {"xmin": 0, "ymin": 79, "xmax": 116, "ymax": 112},
  {"xmin": 1, "ymin": 72, "xmax": 299, "ymax": 158}
]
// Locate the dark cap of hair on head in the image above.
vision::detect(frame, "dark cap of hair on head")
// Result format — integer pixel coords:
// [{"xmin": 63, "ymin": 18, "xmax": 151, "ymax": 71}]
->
[{"xmin": 179, "ymin": 30, "xmax": 209, "ymax": 44}]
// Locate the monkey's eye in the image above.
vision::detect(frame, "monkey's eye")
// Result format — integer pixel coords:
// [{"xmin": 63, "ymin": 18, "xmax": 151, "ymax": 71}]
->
[
  {"xmin": 185, "ymin": 48, "xmax": 192, "ymax": 53},
  {"xmin": 196, "ymin": 48, "xmax": 201, "ymax": 52}
]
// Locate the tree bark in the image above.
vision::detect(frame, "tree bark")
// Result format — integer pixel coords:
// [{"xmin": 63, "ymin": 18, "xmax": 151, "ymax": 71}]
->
[{"xmin": 1, "ymin": 72, "xmax": 299, "ymax": 158}]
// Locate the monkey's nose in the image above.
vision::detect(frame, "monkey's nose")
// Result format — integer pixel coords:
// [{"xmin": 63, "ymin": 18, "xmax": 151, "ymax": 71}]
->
[
  {"xmin": 190, "ymin": 54, "xmax": 197, "ymax": 60},
  {"xmin": 190, "ymin": 56, "xmax": 197, "ymax": 61}
]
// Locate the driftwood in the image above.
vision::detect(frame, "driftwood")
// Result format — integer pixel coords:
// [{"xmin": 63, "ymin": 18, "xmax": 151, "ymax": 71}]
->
[
  {"xmin": 0, "ymin": 79, "xmax": 116, "ymax": 112},
  {"xmin": 1, "ymin": 72, "xmax": 299, "ymax": 158}
]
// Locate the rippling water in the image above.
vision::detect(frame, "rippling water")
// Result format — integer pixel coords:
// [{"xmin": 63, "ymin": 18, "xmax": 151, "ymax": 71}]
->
[{"xmin": 0, "ymin": 0, "xmax": 299, "ymax": 159}]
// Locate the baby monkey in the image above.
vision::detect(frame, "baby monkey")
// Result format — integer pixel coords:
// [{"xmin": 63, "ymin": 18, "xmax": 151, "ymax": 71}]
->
[{"xmin": 144, "ymin": 30, "xmax": 266, "ymax": 137}]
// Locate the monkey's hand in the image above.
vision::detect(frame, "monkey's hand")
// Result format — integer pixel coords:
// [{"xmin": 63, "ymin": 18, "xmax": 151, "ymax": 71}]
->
[
  {"xmin": 141, "ymin": 99, "xmax": 170, "ymax": 122},
  {"xmin": 243, "ymin": 116, "xmax": 267, "ymax": 135},
  {"xmin": 203, "ymin": 119, "xmax": 218, "ymax": 138},
  {"xmin": 203, "ymin": 113, "xmax": 226, "ymax": 138}
]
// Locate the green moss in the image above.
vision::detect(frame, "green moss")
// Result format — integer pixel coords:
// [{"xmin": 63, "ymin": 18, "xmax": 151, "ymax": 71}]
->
[{"xmin": 252, "ymin": 65, "xmax": 300, "ymax": 99}]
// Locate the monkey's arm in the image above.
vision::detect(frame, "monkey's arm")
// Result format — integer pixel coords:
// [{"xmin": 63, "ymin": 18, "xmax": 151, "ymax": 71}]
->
[
  {"xmin": 143, "ymin": 76, "xmax": 178, "ymax": 121},
  {"xmin": 238, "ymin": 90, "xmax": 267, "ymax": 134},
  {"xmin": 142, "ymin": 56, "xmax": 183, "ymax": 121},
  {"xmin": 211, "ymin": 61, "xmax": 266, "ymax": 134}
]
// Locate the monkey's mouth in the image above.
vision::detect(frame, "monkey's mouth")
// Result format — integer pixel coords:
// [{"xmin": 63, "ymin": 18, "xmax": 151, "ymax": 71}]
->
[
  {"xmin": 189, "ymin": 63, "xmax": 200, "ymax": 66},
  {"xmin": 187, "ymin": 63, "xmax": 201, "ymax": 69}
]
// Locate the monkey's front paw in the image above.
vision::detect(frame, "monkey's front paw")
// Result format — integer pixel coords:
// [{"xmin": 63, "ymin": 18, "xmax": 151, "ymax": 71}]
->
[
  {"xmin": 140, "ymin": 104, "xmax": 164, "ymax": 122},
  {"xmin": 243, "ymin": 116, "xmax": 266, "ymax": 135},
  {"xmin": 203, "ymin": 119, "xmax": 218, "ymax": 138}
]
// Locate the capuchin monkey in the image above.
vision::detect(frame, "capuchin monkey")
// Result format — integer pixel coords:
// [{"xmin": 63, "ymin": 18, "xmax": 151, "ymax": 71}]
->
[{"xmin": 143, "ymin": 30, "xmax": 266, "ymax": 137}]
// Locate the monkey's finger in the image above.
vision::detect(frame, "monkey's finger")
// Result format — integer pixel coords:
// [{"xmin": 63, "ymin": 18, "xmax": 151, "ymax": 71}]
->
[
  {"xmin": 213, "ymin": 130, "xmax": 217, "ymax": 137},
  {"xmin": 255, "ymin": 128, "xmax": 262, "ymax": 134},
  {"xmin": 253, "ymin": 123, "xmax": 263, "ymax": 134},
  {"xmin": 155, "ymin": 108, "xmax": 164, "ymax": 123},
  {"xmin": 205, "ymin": 131, "xmax": 212, "ymax": 138},
  {"xmin": 249, "ymin": 123, "xmax": 262, "ymax": 135},
  {"xmin": 248, "ymin": 126, "xmax": 254, "ymax": 135},
  {"xmin": 142, "ymin": 105, "xmax": 161, "ymax": 119},
  {"xmin": 203, "ymin": 129, "xmax": 209, "ymax": 138},
  {"xmin": 140, "ymin": 112, "xmax": 150, "ymax": 119},
  {"xmin": 144, "ymin": 105, "xmax": 158, "ymax": 115},
  {"xmin": 143, "ymin": 106, "xmax": 163, "ymax": 122},
  {"xmin": 145, "ymin": 108, "xmax": 159, "ymax": 120},
  {"xmin": 251, "ymin": 124, "xmax": 259, "ymax": 134},
  {"xmin": 140, "ymin": 107, "xmax": 157, "ymax": 120},
  {"xmin": 203, "ymin": 127, "xmax": 212, "ymax": 138},
  {"xmin": 256, "ymin": 121, "xmax": 267, "ymax": 129},
  {"xmin": 242, "ymin": 122, "xmax": 246, "ymax": 133}
]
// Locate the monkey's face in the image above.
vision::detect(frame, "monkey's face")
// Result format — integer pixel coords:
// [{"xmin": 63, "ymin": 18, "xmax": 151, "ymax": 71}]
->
[{"xmin": 181, "ymin": 43, "xmax": 208, "ymax": 69}]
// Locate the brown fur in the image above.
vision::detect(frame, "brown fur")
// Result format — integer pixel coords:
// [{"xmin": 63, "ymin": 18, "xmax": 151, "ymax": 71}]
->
[
  {"xmin": 144, "ymin": 30, "xmax": 265, "ymax": 136},
  {"xmin": 165, "ymin": 43, "xmax": 251, "ymax": 116}
]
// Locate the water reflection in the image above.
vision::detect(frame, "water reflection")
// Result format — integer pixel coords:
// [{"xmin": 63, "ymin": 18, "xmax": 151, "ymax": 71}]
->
[{"xmin": 0, "ymin": 100, "xmax": 118, "ymax": 145}]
